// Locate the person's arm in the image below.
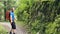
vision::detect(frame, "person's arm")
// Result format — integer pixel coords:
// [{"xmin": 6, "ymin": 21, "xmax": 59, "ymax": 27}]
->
[
  {"xmin": 14, "ymin": 15, "xmax": 16, "ymax": 20},
  {"xmin": 10, "ymin": 17, "xmax": 13, "ymax": 23},
  {"xmin": 10, "ymin": 12, "xmax": 13, "ymax": 24}
]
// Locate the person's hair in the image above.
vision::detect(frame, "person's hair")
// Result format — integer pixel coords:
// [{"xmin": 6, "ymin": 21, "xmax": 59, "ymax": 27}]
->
[{"xmin": 11, "ymin": 7, "xmax": 14, "ymax": 10}]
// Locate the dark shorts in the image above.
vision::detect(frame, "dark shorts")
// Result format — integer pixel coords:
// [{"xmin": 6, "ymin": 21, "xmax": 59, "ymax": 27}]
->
[{"xmin": 11, "ymin": 22, "xmax": 16, "ymax": 29}]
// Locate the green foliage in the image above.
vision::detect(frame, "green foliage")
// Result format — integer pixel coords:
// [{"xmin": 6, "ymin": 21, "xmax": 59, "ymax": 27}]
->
[
  {"xmin": 45, "ymin": 22, "xmax": 57, "ymax": 34},
  {"xmin": 15, "ymin": 0, "xmax": 60, "ymax": 34},
  {"xmin": 45, "ymin": 15, "xmax": 60, "ymax": 34}
]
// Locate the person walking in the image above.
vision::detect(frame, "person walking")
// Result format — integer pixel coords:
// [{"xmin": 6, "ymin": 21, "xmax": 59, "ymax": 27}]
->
[{"xmin": 9, "ymin": 8, "xmax": 16, "ymax": 34}]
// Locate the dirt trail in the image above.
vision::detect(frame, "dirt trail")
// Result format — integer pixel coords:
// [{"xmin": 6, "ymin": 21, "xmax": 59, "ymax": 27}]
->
[{"xmin": 0, "ymin": 22, "xmax": 27, "ymax": 34}]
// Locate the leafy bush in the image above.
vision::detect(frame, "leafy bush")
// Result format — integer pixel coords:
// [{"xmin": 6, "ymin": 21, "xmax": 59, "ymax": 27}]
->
[{"xmin": 15, "ymin": 0, "xmax": 60, "ymax": 34}]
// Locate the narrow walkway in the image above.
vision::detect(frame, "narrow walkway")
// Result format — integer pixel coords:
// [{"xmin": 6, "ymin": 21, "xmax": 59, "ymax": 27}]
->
[{"xmin": 0, "ymin": 22, "xmax": 27, "ymax": 34}]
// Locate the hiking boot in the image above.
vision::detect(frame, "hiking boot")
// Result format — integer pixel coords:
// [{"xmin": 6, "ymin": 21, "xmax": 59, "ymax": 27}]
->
[
  {"xmin": 13, "ymin": 33, "xmax": 15, "ymax": 34},
  {"xmin": 10, "ymin": 32, "xmax": 12, "ymax": 34}
]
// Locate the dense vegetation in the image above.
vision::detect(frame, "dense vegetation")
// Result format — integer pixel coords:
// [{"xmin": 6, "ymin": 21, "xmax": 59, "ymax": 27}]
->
[
  {"xmin": 15, "ymin": 0, "xmax": 60, "ymax": 34},
  {"xmin": 0, "ymin": 0, "xmax": 60, "ymax": 34}
]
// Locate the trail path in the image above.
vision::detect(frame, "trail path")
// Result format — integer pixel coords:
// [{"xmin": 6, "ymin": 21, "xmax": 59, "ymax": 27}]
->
[{"xmin": 0, "ymin": 22, "xmax": 27, "ymax": 34}]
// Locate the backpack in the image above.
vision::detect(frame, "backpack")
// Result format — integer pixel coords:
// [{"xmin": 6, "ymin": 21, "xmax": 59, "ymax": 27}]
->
[{"xmin": 6, "ymin": 10, "xmax": 10, "ymax": 20}]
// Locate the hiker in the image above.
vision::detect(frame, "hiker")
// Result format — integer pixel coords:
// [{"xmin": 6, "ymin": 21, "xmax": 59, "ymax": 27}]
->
[{"xmin": 9, "ymin": 8, "xmax": 16, "ymax": 34}]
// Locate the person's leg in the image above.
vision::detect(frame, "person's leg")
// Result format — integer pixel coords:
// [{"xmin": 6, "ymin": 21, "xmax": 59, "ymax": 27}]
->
[
  {"xmin": 9, "ymin": 21, "xmax": 13, "ymax": 34},
  {"xmin": 10, "ymin": 21, "xmax": 13, "ymax": 34},
  {"xmin": 10, "ymin": 29, "xmax": 16, "ymax": 34},
  {"xmin": 10, "ymin": 28, "xmax": 12, "ymax": 34},
  {"xmin": 12, "ymin": 22, "xmax": 16, "ymax": 34},
  {"xmin": 13, "ymin": 29, "xmax": 16, "ymax": 34}
]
